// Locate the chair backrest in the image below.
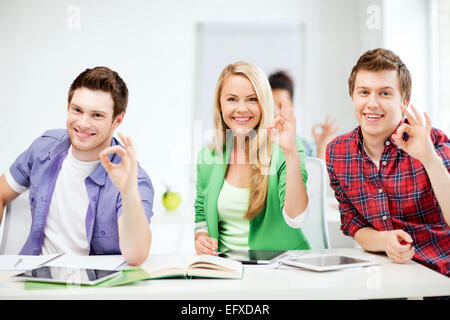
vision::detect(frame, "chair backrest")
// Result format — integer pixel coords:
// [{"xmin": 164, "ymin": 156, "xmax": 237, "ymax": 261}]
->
[
  {"xmin": 0, "ymin": 190, "xmax": 32, "ymax": 254},
  {"xmin": 302, "ymin": 156, "xmax": 330, "ymax": 249}
]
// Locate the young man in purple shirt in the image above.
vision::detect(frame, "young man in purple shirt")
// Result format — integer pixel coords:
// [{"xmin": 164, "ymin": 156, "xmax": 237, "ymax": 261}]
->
[{"xmin": 0, "ymin": 67, "xmax": 154, "ymax": 266}]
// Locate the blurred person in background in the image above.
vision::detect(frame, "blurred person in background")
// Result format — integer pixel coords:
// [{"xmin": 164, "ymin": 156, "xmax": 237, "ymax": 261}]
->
[{"xmin": 269, "ymin": 71, "xmax": 338, "ymax": 161}]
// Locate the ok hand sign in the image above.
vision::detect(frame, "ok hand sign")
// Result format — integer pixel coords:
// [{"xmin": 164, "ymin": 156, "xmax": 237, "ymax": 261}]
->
[
  {"xmin": 267, "ymin": 98, "xmax": 298, "ymax": 153},
  {"xmin": 99, "ymin": 132, "xmax": 138, "ymax": 195},
  {"xmin": 391, "ymin": 105, "xmax": 435, "ymax": 165}
]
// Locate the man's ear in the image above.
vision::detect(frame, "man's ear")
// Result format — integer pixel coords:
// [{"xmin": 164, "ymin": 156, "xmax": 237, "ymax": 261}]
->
[
  {"xmin": 112, "ymin": 112, "xmax": 124, "ymax": 129},
  {"xmin": 401, "ymin": 99, "xmax": 409, "ymax": 116},
  {"xmin": 350, "ymin": 90, "xmax": 355, "ymax": 101}
]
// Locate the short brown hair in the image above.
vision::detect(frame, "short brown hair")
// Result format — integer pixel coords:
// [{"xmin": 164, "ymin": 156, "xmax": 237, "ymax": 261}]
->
[
  {"xmin": 348, "ymin": 48, "xmax": 411, "ymax": 103},
  {"xmin": 68, "ymin": 66, "xmax": 128, "ymax": 119},
  {"xmin": 268, "ymin": 71, "xmax": 294, "ymax": 99}
]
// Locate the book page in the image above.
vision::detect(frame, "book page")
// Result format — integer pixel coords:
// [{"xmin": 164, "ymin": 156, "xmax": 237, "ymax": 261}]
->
[
  {"xmin": 0, "ymin": 253, "xmax": 63, "ymax": 271},
  {"xmin": 188, "ymin": 255, "xmax": 242, "ymax": 278},
  {"xmin": 141, "ymin": 255, "xmax": 195, "ymax": 278},
  {"xmin": 190, "ymin": 255, "xmax": 240, "ymax": 270}
]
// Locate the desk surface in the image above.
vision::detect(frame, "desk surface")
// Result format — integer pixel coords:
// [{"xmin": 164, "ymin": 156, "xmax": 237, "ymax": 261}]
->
[{"xmin": 0, "ymin": 248, "xmax": 449, "ymax": 300}]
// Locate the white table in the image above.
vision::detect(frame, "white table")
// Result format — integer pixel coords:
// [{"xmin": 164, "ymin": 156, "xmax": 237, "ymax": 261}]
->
[{"xmin": 0, "ymin": 248, "xmax": 449, "ymax": 300}]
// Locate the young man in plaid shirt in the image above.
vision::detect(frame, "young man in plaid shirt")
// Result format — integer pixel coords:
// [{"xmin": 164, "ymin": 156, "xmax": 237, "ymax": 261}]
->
[{"xmin": 326, "ymin": 48, "xmax": 450, "ymax": 276}]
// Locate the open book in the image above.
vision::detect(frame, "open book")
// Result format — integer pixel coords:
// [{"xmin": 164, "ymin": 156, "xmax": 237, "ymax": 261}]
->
[{"xmin": 140, "ymin": 254, "xmax": 243, "ymax": 279}]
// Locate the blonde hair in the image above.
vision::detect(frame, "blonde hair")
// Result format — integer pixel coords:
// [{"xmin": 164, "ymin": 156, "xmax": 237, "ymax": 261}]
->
[{"xmin": 210, "ymin": 61, "xmax": 274, "ymax": 220}]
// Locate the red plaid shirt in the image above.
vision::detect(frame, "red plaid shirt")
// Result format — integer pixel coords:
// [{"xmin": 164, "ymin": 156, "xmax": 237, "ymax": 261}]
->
[{"xmin": 326, "ymin": 123, "xmax": 450, "ymax": 276}]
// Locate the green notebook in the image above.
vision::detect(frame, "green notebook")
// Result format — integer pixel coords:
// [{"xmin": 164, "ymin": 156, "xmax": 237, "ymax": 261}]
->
[{"xmin": 24, "ymin": 267, "xmax": 150, "ymax": 290}]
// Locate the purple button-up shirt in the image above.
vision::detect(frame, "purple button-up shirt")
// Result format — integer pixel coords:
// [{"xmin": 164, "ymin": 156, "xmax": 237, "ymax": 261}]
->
[{"xmin": 9, "ymin": 129, "xmax": 154, "ymax": 255}]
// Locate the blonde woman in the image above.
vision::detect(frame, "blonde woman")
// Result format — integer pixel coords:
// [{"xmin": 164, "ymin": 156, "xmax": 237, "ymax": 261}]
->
[{"xmin": 194, "ymin": 61, "xmax": 310, "ymax": 255}]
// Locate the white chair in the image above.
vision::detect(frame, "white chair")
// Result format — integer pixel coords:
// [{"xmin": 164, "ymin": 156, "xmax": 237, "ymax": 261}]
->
[
  {"xmin": 0, "ymin": 190, "xmax": 32, "ymax": 254},
  {"xmin": 302, "ymin": 156, "xmax": 330, "ymax": 249}
]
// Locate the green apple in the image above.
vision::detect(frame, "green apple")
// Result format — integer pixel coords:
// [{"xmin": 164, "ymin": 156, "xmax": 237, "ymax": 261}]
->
[{"xmin": 162, "ymin": 187, "xmax": 181, "ymax": 210}]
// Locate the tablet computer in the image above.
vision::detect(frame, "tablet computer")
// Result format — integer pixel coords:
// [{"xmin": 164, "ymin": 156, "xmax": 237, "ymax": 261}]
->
[
  {"xmin": 219, "ymin": 249, "xmax": 287, "ymax": 264},
  {"xmin": 13, "ymin": 266, "xmax": 122, "ymax": 285},
  {"xmin": 280, "ymin": 254, "xmax": 377, "ymax": 272}
]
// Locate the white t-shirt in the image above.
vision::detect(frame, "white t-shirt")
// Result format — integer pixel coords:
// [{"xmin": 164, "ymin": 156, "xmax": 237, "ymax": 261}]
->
[{"xmin": 6, "ymin": 146, "xmax": 100, "ymax": 255}]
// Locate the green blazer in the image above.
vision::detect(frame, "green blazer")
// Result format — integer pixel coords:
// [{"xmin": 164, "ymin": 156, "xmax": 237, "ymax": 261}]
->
[{"xmin": 194, "ymin": 139, "xmax": 311, "ymax": 250}]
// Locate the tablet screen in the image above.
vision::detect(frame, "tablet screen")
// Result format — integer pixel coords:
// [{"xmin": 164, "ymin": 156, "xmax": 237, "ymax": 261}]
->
[
  {"xmin": 14, "ymin": 266, "xmax": 121, "ymax": 285},
  {"xmin": 219, "ymin": 250, "xmax": 286, "ymax": 264},
  {"xmin": 248, "ymin": 250, "xmax": 286, "ymax": 262},
  {"xmin": 294, "ymin": 255, "xmax": 366, "ymax": 267}
]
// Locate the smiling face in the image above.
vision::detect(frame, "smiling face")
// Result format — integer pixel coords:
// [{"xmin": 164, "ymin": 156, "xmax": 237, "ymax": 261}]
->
[
  {"xmin": 66, "ymin": 87, "xmax": 123, "ymax": 161},
  {"xmin": 352, "ymin": 69, "xmax": 407, "ymax": 142},
  {"xmin": 219, "ymin": 74, "xmax": 262, "ymax": 136}
]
